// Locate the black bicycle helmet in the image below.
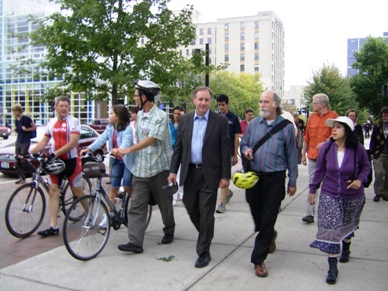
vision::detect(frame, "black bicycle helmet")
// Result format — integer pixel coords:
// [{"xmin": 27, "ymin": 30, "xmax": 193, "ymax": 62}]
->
[
  {"xmin": 44, "ymin": 158, "xmax": 66, "ymax": 175},
  {"xmin": 135, "ymin": 80, "xmax": 160, "ymax": 96}
]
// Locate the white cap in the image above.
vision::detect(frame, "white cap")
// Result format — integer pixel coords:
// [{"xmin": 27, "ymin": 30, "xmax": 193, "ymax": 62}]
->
[{"xmin": 326, "ymin": 116, "xmax": 354, "ymax": 131}]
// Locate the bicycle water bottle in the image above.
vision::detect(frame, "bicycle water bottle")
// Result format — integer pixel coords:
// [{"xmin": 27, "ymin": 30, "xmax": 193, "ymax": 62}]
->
[{"xmin": 44, "ymin": 177, "xmax": 51, "ymax": 187}]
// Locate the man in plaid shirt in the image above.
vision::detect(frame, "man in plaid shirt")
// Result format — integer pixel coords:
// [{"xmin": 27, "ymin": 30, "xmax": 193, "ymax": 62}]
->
[{"xmin": 117, "ymin": 80, "xmax": 175, "ymax": 254}]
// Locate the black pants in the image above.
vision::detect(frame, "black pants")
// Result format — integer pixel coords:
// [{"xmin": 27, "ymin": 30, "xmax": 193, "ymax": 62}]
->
[
  {"xmin": 15, "ymin": 141, "xmax": 30, "ymax": 179},
  {"xmin": 183, "ymin": 167, "xmax": 218, "ymax": 256},
  {"xmin": 246, "ymin": 171, "xmax": 286, "ymax": 265}
]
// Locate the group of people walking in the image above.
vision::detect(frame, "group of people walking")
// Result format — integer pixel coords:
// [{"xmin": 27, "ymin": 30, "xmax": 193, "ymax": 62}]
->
[{"xmin": 11, "ymin": 83, "xmax": 386, "ymax": 285}]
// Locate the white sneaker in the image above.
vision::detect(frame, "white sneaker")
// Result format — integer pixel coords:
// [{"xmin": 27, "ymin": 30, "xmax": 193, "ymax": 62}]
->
[{"xmin": 99, "ymin": 213, "xmax": 110, "ymax": 228}]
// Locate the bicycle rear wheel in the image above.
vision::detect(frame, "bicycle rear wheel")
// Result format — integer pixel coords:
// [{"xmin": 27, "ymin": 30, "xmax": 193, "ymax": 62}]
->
[
  {"xmin": 62, "ymin": 175, "xmax": 92, "ymax": 221},
  {"xmin": 124, "ymin": 195, "xmax": 152, "ymax": 229},
  {"xmin": 63, "ymin": 195, "xmax": 110, "ymax": 261},
  {"xmin": 5, "ymin": 184, "xmax": 46, "ymax": 238}
]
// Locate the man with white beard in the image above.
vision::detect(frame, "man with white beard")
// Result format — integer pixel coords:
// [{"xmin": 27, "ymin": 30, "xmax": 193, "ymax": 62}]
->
[{"xmin": 240, "ymin": 90, "xmax": 298, "ymax": 277}]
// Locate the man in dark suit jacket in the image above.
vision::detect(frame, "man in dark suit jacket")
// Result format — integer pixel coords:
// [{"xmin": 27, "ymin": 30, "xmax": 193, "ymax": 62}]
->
[{"xmin": 168, "ymin": 86, "xmax": 231, "ymax": 268}]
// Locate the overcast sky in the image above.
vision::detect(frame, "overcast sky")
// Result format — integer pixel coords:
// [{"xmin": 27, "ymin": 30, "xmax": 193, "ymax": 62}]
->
[{"xmin": 168, "ymin": 0, "xmax": 387, "ymax": 89}]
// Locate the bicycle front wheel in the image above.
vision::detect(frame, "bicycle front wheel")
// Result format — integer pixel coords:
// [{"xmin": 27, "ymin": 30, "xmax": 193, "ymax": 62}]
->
[
  {"xmin": 62, "ymin": 175, "xmax": 92, "ymax": 221},
  {"xmin": 63, "ymin": 195, "xmax": 110, "ymax": 261},
  {"xmin": 5, "ymin": 184, "xmax": 46, "ymax": 238}
]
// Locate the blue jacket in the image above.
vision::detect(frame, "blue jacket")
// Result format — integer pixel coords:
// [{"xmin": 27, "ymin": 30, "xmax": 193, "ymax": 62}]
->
[{"xmin": 88, "ymin": 124, "xmax": 135, "ymax": 172}]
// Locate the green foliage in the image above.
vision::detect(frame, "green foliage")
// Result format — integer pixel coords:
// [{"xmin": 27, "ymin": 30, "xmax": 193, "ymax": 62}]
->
[
  {"xmin": 303, "ymin": 63, "xmax": 358, "ymax": 115},
  {"xmin": 210, "ymin": 71, "xmax": 264, "ymax": 119},
  {"xmin": 350, "ymin": 36, "xmax": 388, "ymax": 117},
  {"xmin": 157, "ymin": 255, "xmax": 175, "ymax": 262},
  {"xmin": 27, "ymin": 0, "xmax": 207, "ymax": 104}
]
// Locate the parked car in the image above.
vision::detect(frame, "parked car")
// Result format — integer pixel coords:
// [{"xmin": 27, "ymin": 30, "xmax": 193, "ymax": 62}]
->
[
  {"xmin": 0, "ymin": 126, "xmax": 12, "ymax": 140},
  {"xmin": 89, "ymin": 119, "xmax": 109, "ymax": 134},
  {"xmin": 0, "ymin": 125, "xmax": 107, "ymax": 177}
]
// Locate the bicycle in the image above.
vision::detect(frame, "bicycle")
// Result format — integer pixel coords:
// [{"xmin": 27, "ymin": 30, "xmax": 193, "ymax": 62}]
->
[
  {"xmin": 5, "ymin": 154, "xmax": 92, "ymax": 238},
  {"xmin": 63, "ymin": 152, "xmax": 153, "ymax": 261}
]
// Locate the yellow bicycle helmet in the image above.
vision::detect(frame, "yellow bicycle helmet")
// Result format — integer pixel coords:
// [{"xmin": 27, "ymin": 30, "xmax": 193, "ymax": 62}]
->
[{"xmin": 232, "ymin": 171, "xmax": 259, "ymax": 189}]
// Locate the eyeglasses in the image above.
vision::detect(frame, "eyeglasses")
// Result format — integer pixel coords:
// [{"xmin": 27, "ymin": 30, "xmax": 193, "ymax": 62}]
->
[{"xmin": 247, "ymin": 114, "xmax": 254, "ymax": 117}]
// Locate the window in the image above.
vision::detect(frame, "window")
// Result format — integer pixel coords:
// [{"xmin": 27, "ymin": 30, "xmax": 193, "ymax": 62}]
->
[
  {"xmin": 240, "ymin": 33, "xmax": 245, "ymax": 40},
  {"xmin": 225, "ymin": 55, "xmax": 229, "ymax": 62},
  {"xmin": 255, "ymin": 53, "xmax": 259, "ymax": 60},
  {"xmin": 240, "ymin": 22, "xmax": 245, "ymax": 29},
  {"xmin": 186, "ymin": 49, "xmax": 189, "ymax": 56},
  {"xmin": 254, "ymin": 32, "xmax": 259, "ymax": 39},
  {"xmin": 254, "ymin": 42, "xmax": 259, "ymax": 49},
  {"xmin": 191, "ymin": 39, "xmax": 196, "ymax": 45},
  {"xmin": 225, "ymin": 34, "xmax": 229, "ymax": 41},
  {"xmin": 254, "ymin": 64, "xmax": 259, "ymax": 71},
  {"xmin": 225, "ymin": 44, "xmax": 229, "ymax": 51},
  {"xmin": 200, "ymin": 28, "xmax": 204, "ymax": 35},
  {"xmin": 240, "ymin": 54, "xmax": 245, "ymax": 61},
  {"xmin": 207, "ymin": 28, "xmax": 212, "ymax": 34},
  {"xmin": 240, "ymin": 43, "xmax": 245, "ymax": 50},
  {"xmin": 207, "ymin": 38, "xmax": 211, "ymax": 44},
  {"xmin": 200, "ymin": 38, "xmax": 204, "ymax": 45},
  {"xmin": 255, "ymin": 21, "xmax": 259, "ymax": 28},
  {"xmin": 240, "ymin": 65, "xmax": 245, "ymax": 72},
  {"xmin": 225, "ymin": 23, "xmax": 229, "ymax": 30}
]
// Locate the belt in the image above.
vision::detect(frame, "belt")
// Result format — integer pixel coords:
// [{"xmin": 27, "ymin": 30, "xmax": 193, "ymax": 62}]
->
[{"xmin": 189, "ymin": 163, "xmax": 203, "ymax": 168}]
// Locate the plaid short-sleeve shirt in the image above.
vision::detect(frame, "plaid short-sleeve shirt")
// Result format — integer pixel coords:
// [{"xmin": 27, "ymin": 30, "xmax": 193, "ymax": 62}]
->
[{"xmin": 132, "ymin": 104, "xmax": 172, "ymax": 178}]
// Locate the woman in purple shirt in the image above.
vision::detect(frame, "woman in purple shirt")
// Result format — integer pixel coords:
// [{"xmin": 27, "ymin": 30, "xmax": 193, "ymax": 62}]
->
[{"xmin": 308, "ymin": 117, "xmax": 371, "ymax": 285}]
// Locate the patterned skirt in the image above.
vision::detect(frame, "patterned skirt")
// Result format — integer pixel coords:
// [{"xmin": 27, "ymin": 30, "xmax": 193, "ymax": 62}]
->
[{"xmin": 310, "ymin": 193, "xmax": 365, "ymax": 254}]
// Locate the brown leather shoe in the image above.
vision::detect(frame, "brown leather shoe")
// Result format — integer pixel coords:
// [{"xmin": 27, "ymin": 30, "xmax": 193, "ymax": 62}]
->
[
  {"xmin": 269, "ymin": 230, "xmax": 277, "ymax": 254},
  {"xmin": 254, "ymin": 262, "xmax": 268, "ymax": 277}
]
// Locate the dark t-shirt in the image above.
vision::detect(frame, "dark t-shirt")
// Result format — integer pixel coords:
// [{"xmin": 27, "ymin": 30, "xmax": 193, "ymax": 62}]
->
[
  {"xmin": 222, "ymin": 111, "xmax": 242, "ymax": 156},
  {"xmin": 15, "ymin": 115, "xmax": 33, "ymax": 143}
]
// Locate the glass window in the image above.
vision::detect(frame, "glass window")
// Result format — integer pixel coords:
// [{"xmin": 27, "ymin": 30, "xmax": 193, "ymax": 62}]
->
[
  {"xmin": 207, "ymin": 28, "xmax": 212, "ymax": 34},
  {"xmin": 254, "ymin": 42, "xmax": 259, "ymax": 49},
  {"xmin": 255, "ymin": 53, "xmax": 259, "ymax": 60},
  {"xmin": 225, "ymin": 23, "xmax": 229, "ymax": 30},
  {"xmin": 200, "ymin": 38, "xmax": 204, "ymax": 45},
  {"xmin": 225, "ymin": 34, "xmax": 229, "ymax": 41},
  {"xmin": 200, "ymin": 28, "xmax": 204, "ymax": 35},
  {"xmin": 255, "ymin": 21, "xmax": 259, "ymax": 28},
  {"xmin": 240, "ymin": 54, "xmax": 245, "ymax": 61},
  {"xmin": 240, "ymin": 43, "xmax": 245, "ymax": 50},
  {"xmin": 240, "ymin": 65, "xmax": 245, "ymax": 72},
  {"xmin": 254, "ymin": 64, "xmax": 259, "ymax": 71},
  {"xmin": 207, "ymin": 38, "xmax": 211, "ymax": 44},
  {"xmin": 255, "ymin": 32, "xmax": 259, "ymax": 39},
  {"xmin": 240, "ymin": 33, "xmax": 245, "ymax": 40},
  {"xmin": 225, "ymin": 55, "xmax": 229, "ymax": 62},
  {"xmin": 225, "ymin": 44, "xmax": 229, "ymax": 51},
  {"xmin": 240, "ymin": 22, "xmax": 245, "ymax": 29}
]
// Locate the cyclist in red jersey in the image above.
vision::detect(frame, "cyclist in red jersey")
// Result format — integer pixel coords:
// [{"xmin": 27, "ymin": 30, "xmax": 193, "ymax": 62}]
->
[{"xmin": 30, "ymin": 95, "xmax": 86, "ymax": 237}]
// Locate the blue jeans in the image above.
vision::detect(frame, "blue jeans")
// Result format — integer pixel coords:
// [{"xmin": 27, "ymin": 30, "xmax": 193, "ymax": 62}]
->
[{"xmin": 111, "ymin": 160, "xmax": 132, "ymax": 188}]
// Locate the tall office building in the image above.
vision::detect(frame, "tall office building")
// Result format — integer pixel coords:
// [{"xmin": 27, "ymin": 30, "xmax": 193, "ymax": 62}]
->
[
  {"xmin": 347, "ymin": 32, "xmax": 388, "ymax": 77},
  {"xmin": 178, "ymin": 11, "xmax": 285, "ymax": 96}
]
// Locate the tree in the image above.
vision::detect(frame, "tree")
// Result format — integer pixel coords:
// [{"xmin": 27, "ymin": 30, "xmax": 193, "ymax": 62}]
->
[
  {"xmin": 27, "ymin": 0, "xmax": 202, "ymax": 104},
  {"xmin": 350, "ymin": 36, "xmax": 388, "ymax": 116},
  {"xmin": 209, "ymin": 71, "xmax": 264, "ymax": 119},
  {"xmin": 303, "ymin": 63, "xmax": 358, "ymax": 115}
]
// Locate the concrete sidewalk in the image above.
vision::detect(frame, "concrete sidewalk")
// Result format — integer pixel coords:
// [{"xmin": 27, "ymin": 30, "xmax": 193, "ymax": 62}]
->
[{"xmin": 1, "ymin": 164, "xmax": 387, "ymax": 291}]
